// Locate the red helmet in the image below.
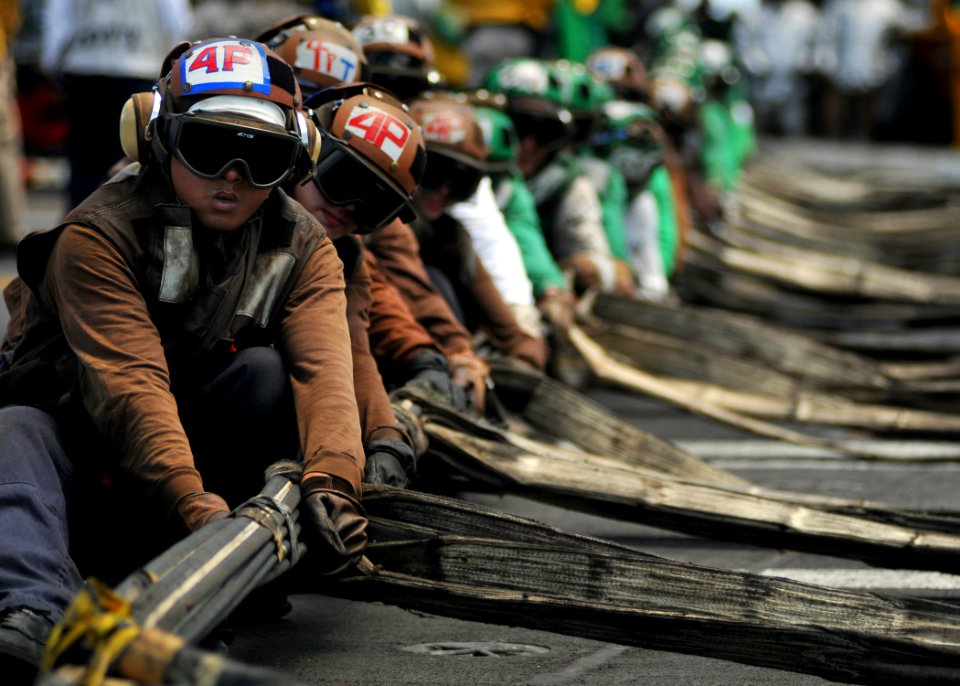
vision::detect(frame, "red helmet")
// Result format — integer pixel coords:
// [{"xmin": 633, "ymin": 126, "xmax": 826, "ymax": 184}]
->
[{"xmin": 257, "ymin": 15, "xmax": 368, "ymax": 96}]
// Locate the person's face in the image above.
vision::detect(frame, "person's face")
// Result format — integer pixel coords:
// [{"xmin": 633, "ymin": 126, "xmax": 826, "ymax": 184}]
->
[
  {"xmin": 413, "ymin": 184, "xmax": 453, "ymax": 221},
  {"xmin": 292, "ymin": 180, "xmax": 357, "ymax": 240},
  {"xmin": 170, "ymin": 157, "xmax": 272, "ymax": 232},
  {"xmin": 516, "ymin": 136, "xmax": 551, "ymax": 178}
]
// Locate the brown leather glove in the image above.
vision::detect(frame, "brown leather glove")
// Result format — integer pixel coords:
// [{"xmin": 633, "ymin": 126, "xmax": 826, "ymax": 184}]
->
[
  {"xmin": 614, "ymin": 259, "xmax": 637, "ymax": 296},
  {"xmin": 561, "ymin": 253, "xmax": 602, "ymax": 293},
  {"xmin": 175, "ymin": 492, "xmax": 230, "ymax": 532},
  {"xmin": 300, "ymin": 474, "xmax": 368, "ymax": 575},
  {"xmin": 447, "ymin": 351, "xmax": 489, "ymax": 415},
  {"xmin": 538, "ymin": 288, "xmax": 576, "ymax": 342}
]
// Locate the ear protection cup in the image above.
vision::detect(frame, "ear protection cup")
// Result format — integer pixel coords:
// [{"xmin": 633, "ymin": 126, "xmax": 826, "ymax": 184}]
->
[
  {"xmin": 292, "ymin": 111, "xmax": 322, "ymax": 182},
  {"xmin": 119, "ymin": 90, "xmax": 162, "ymax": 163}
]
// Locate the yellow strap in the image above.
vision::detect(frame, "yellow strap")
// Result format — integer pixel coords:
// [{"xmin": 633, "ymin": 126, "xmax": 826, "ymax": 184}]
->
[{"xmin": 41, "ymin": 578, "xmax": 142, "ymax": 686}]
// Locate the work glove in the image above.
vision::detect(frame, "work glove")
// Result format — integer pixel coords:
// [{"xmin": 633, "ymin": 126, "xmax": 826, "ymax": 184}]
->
[
  {"xmin": 175, "ymin": 491, "xmax": 230, "ymax": 533},
  {"xmin": 393, "ymin": 402, "xmax": 428, "ymax": 457},
  {"xmin": 300, "ymin": 474, "xmax": 368, "ymax": 575},
  {"xmin": 447, "ymin": 351, "xmax": 489, "ymax": 415},
  {"xmin": 404, "ymin": 349, "xmax": 468, "ymax": 411},
  {"xmin": 614, "ymin": 260, "xmax": 637, "ymax": 296},
  {"xmin": 363, "ymin": 438, "xmax": 417, "ymax": 489},
  {"xmin": 538, "ymin": 288, "xmax": 576, "ymax": 343},
  {"xmin": 561, "ymin": 253, "xmax": 602, "ymax": 293}
]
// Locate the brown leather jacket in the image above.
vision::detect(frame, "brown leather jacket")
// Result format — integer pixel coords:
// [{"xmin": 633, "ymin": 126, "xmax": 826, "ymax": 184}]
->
[
  {"xmin": 364, "ymin": 248, "xmax": 443, "ymax": 383},
  {"xmin": 2, "ymin": 164, "xmax": 364, "ymax": 512},
  {"xmin": 365, "ymin": 218, "xmax": 476, "ymax": 358},
  {"xmin": 335, "ymin": 235, "xmax": 413, "ymax": 447},
  {"xmin": 409, "ymin": 215, "xmax": 546, "ymax": 371}
]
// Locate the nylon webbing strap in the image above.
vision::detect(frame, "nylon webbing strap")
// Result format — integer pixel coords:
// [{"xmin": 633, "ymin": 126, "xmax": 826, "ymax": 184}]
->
[
  {"xmin": 41, "ymin": 578, "xmax": 141, "ymax": 686},
  {"xmin": 236, "ymin": 493, "xmax": 301, "ymax": 566}
]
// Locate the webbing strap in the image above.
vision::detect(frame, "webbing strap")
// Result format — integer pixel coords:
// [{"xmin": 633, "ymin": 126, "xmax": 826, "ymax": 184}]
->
[
  {"xmin": 237, "ymin": 493, "xmax": 301, "ymax": 566},
  {"xmin": 41, "ymin": 578, "xmax": 141, "ymax": 686}
]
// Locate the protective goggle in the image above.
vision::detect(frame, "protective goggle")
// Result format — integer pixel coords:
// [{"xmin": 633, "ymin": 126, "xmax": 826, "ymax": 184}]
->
[
  {"xmin": 313, "ymin": 139, "xmax": 416, "ymax": 232},
  {"xmin": 419, "ymin": 152, "xmax": 484, "ymax": 202},
  {"xmin": 165, "ymin": 114, "xmax": 302, "ymax": 189},
  {"xmin": 510, "ymin": 110, "xmax": 574, "ymax": 150}
]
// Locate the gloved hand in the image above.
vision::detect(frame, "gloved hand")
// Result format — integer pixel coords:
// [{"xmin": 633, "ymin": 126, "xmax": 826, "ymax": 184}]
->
[
  {"xmin": 393, "ymin": 403, "xmax": 428, "ymax": 457},
  {"xmin": 175, "ymin": 491, "xmax": 230, "ymax": 532},
  {"xmin": 561, "ymin": 253, "xmax": 602, "ymax": 293},
  {"xmin": 404, "ymin": 349, "xmax": 468, "ymax": 411},
  {"xmin": 447, "ymin": 351, "xmax": 489, "ymax": 415},
  {"xmin": 363, "ymin": 438, "xmax": 417, "ymax": 488},
  {"xmin": 300, "ymin": 474, "xmax": 368, "ymax": 575},
  {"xmin": 538, "ymin": 288, "xmax": 576, "ymax": 342},
  {"xmin": 614, "ymin": 260, "xmax": 637, "ymax": 296}
]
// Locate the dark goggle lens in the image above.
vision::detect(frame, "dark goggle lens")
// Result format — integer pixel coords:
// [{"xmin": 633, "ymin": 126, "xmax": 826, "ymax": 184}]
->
[
  {"xmin": 314, "ymin": 145, "xmax": 410, "ymax": 230},
  {"xmin": 172, "ymin": 117, "xmax": 299, "ymax": 188},
  {"xmin": 420, "ymin": 154, "xmax": 483, "ymax": 201},
  {"xmin": 512, "ymin": 112, "xmax": 571, "ymax": 148}
]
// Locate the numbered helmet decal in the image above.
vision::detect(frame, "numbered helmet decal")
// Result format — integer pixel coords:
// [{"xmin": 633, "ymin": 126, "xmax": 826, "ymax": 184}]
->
[
  {"xmin": 344, "ymin": 104, "xmax": 411, "ymax": 162},
  {"xmin": 295, "ymin": 39, "xmax": 361, "ymax": 83},
  {"xmin": 180, "ymin": 39, "xmax": 272, "ymax": 96}
]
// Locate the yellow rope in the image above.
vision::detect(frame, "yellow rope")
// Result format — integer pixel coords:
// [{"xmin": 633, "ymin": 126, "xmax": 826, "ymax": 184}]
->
[{"xmin": 41, "ymin": 578, "xmax": 142, "ymax": 686}]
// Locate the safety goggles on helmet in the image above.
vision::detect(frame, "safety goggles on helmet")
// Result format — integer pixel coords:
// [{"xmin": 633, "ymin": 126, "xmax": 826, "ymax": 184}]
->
[
  {"xmin": 419, "ymin": 151, "xmax": 484, "ymax": 202},
  {"xmin": 313, "ymin": 138, "xmax": 417, "ymax": 231},
  {"xmin": 165, "ymin": 114, "xmax": 302, "ymax": 188}
]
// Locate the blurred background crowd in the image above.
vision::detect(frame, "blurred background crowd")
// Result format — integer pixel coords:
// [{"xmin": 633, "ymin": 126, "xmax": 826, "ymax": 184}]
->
[{"xmin": 1, "ymin": 0, "xmax": 959, "ymax": 251}]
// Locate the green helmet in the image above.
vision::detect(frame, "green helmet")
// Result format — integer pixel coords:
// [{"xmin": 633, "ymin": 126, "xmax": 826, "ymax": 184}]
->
[
  {"xmin": 551, "ymin": 60, "xmax": 610, "ymax": 143},
  {"xmin": 484, "ymin": 58, "xmax": 573, "ymax": 151},
  {"xmin": 484, "ymin": 58, "xmax": 563, "ymax": 103},
  {"xmin": 473, "ymin": 106, "xmax": 518, "ymax": 173},
  {"xmin": 593, "ymin": 100, "xmax": 666, "ymax": 186}
]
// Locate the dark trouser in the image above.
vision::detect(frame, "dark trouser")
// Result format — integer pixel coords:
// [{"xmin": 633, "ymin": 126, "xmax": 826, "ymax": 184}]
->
[{"xmin": 0, "ymin": 346, "xmax": 299, "ymax": 620}]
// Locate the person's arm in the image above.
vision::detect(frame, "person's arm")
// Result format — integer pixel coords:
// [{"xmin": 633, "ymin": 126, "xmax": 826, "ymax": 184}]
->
[
  {"xmin": 500, "ymin": 174, "xmax": 567, "ymax": 298},
  {"xmin": 342, "ymin": 247, "xmax": 407, "ymax": 446},
  {"xmin": 365, "ymin": 219, "xmax": 475, "ymax": 357},
  {"xmin": 466, "ymin": 245, "xmax": 547, "ymax": 372},
  {"xmin": 364, "ymin": 249, "xmax": 442, "ymax": 374},
  {"xmin": 278, "ymin": 237, "xmax": 364, "ymax": 496},
  {"xmin": 555, "ymin": 175, "xmax": 619, "ymax": 291},
  {"xmin": 448, "ymin": 175, "xmax": 536, "ymax": 308},
  {"xmin": 41, "ymin": 224, "xmax": 207, "ymax": 517}
]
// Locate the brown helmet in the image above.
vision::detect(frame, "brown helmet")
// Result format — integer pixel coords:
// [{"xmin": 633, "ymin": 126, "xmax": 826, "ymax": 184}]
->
[
  {"xmin": 408, "ymin": 92, "xmax": 487, "ymax": 201},
  {"xmin": 352, "ymin": 14, "xmax": 443, "ymax": 100},
  {"xmin": 586, "ymin": 46, "xmax": 650, "ymax": 102},
  {"xmin": 133, "ymin": 37, "xmax": 320, "ymax": 185},
  {"xmin": 256, "ymin": 15, "xmax": 368, "ymax": 96},
  {"xmin": 407, "ymin": 91, "xmax": 487, "ymax": 167},
  {"xmin": 307, "ymin": 83, "xmax": 426, "ymax": 230}
]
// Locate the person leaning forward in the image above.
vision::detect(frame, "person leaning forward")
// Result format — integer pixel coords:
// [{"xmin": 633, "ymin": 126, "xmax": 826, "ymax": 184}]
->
[{"xmin": 0, "ymin": 38, "xmax": 367, "ymax": 680}]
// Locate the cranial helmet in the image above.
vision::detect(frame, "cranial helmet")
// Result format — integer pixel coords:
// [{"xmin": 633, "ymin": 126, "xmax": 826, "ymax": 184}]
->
[
  {"xmin": 306, "ymin": 82, "xmax": 426, "ymax": 230},
  {"xmin": 473, "ymin": 105, "xmax": 519, "ymax": 174},
  {"xmin": 408, "ymin": 92, "xmax": 487, "ymax": 166},
  {"xmin": 120, "ymin": 37, "xmax": 321, "ymax": 185},
  {"xmin": 408, "ymin": 92, "xmax": 488, "ymax": 201},
  {"xmin": 586, "ymin": 46, "xmax": 650, "ymax": 102},
  {"xmin": 352, "ymin": 14, "xmax": 443, "ymax": 100},
  {"xmin": 484, "ymin": 58, "xmax": 574, "ymax": 152},
  {"xmin": 594, "ymin": 100, "xmax": 666, "ymax": 186},
  {"xmin": 257, "ymin": 15, "xmax": 369, "ymax": 97}
]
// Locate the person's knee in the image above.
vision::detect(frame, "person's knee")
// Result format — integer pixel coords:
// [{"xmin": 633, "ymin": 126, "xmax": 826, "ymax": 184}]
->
[
  {"xmin": 0, "ymin": 407, "xmax": 69, "ymax": 481},
  {"xmin": 226, "ymin": 347, "xmax": 292, "ymax": 415}
]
